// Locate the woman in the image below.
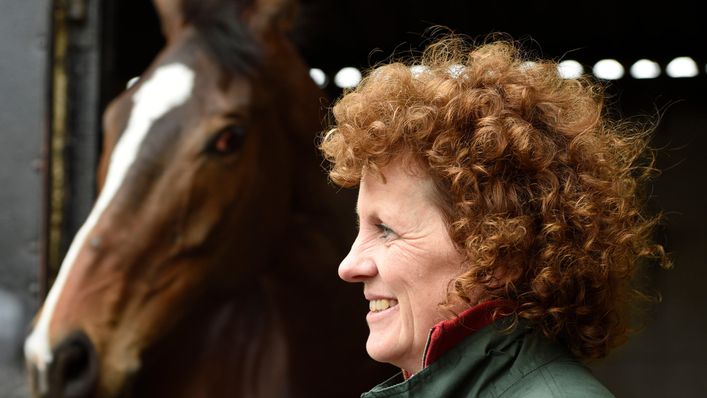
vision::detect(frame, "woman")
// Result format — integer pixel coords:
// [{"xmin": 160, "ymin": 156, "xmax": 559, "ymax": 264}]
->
[{"xmin": 320, "ymin": 37, "xmax": 667, "ymax": 397}]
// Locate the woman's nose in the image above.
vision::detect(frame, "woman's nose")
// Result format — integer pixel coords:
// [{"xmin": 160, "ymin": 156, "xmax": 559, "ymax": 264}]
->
[{"xmin": 338, "ymin": 241, "xmax": 377, "ymax": 282}]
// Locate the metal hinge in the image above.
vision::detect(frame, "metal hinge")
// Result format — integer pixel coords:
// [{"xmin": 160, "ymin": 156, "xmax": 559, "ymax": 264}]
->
[{"xmin": 64, "ymin": 0, "xmax": 87, "ymax": 22}]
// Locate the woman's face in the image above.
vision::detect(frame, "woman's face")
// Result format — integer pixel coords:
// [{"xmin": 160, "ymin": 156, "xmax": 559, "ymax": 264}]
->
[{"xmin": 338, "ymin": 159, "xmax": 465, "ymax": 374}]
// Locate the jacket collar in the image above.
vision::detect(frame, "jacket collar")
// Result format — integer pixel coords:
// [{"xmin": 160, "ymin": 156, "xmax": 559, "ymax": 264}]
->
[{"xmin": 402, "ymin": 300, "xmax": 507, "ymax": 379}]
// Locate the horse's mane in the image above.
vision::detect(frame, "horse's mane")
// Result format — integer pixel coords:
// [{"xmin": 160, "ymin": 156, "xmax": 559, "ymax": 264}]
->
[{"xmin": 182, "ymin": 0, "xmax": 262, "ymax": 75}]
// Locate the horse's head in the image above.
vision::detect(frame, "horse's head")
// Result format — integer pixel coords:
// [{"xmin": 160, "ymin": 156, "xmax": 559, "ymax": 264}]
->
[{"xmin": 25, "ymin": 0, "xmax": 327, "ymax": 396}]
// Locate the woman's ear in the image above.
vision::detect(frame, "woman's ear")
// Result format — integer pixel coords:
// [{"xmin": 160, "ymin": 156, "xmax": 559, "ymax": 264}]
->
[{"xmin": 491, "ymin": 263, "xmax": 524, "ymax": 290}]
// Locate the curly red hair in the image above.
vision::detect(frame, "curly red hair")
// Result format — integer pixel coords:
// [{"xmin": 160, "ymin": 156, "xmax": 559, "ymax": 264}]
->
[{"xmin": 319, "ymin": 37, "xmax": 668, "ymax": 361}]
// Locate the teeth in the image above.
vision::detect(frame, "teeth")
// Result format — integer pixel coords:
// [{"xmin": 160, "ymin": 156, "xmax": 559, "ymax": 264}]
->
[{"xmin": 369, "ymin": 299, "xmax": 398, "ymax": 312}]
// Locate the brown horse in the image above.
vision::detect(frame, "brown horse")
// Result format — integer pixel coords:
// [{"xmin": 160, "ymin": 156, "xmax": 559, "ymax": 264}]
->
[{"xmin": 24, "ymin": 0, "xmax": 388, "ymax": 396}]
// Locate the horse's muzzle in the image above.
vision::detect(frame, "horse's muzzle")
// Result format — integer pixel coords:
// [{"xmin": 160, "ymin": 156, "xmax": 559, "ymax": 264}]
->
[{"xmin": 30, "ymin": 330, "xmax": 99, "ymax": 398}]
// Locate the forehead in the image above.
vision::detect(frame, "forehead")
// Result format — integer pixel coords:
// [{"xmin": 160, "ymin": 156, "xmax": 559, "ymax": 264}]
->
[{"xmin": 358, "ymin": 160, "xmax": 437, "ymax": 211}]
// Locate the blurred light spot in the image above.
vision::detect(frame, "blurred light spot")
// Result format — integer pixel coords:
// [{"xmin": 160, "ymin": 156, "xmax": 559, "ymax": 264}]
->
[
  {"xmin": 309, "ymin": 68, "xmax": 327, "ymax": 88},
  {"xmin": 593, "ymin": 59, "xmax": 624, "ymax": 80},
  {"xmin": 558, "ymin": 60, "xmax": 584, "ymax": 79},
  {"xmin": 334, "ymin": 67, "xmax": 362, "ymax": 88},
  {"xmin": 126, "ymin": 76, "xmax": 140, "ymax": 89},
  {"xmin": 630, "ymin": 59, "xmax": 661, "ymax": 79},
  {"xmin": 0, "ymin": 289, "xmax": 23, "ymax": 361},
  {"xmin": 666, "ymin": 57, "xmax": 698, "ymax": 78}
]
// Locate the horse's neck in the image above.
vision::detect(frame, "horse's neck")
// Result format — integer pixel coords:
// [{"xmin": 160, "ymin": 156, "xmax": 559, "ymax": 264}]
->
[
  {"xmin": 191, "ymin": 288, "xmax": 290, "ymax": 397},
  {"xmin": 267, "ymin": 39, "xmax": 359, "ymax": 255},
  {"xmin": 135, "ymin": 283, "xmax": 292, "ymax": 398},
  {"xmin": 136, "ymin": 224, "xmax": 384, "ymax": 398},
  {"xmin": 267, "ymin": 214, "xmax": 391, "ymax": 397}
]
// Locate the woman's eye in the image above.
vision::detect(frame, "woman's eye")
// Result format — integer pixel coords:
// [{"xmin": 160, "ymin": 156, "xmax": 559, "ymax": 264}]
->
[
  {"xmin": 376, "ymin": 223, "xmax": 395, "ymax": 240},
  {"xmin": 204, "ymin": 125, "xmax": 246, "ymax": 155}
]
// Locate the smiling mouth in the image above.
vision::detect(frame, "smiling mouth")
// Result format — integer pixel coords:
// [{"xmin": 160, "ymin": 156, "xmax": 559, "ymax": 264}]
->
[{"xmin": 369, "ymin": 299, "xmax": 398, "ymax": 312}]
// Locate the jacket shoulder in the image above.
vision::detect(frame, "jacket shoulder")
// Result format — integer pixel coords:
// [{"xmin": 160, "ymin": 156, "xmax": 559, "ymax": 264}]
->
[{"xmin": 498, "ymin": 355, "xmax": 615, "ymax": 398}]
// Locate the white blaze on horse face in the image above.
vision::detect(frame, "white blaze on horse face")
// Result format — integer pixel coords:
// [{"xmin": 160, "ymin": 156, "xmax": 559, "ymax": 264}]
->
[{"xmin": 24, "ymin": 63, "xmax": 195, "ymax": 394}]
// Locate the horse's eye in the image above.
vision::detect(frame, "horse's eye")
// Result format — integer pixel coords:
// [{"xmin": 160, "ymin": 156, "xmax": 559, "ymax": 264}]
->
[{"xmin": 205, "ymin": 125, "xmax": 246, "ymax": 155}]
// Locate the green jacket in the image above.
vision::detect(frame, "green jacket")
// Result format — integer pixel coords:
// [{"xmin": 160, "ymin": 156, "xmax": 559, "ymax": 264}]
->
[{"xmin": 361, "ymin": 321, "xmax": 614, "ymax": 398}]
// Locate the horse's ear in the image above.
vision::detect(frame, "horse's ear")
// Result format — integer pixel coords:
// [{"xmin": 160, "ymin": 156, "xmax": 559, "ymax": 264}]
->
[
  {"xmin": 152, "ymin": 0, "xmax": 185, "ymax": 42},
  {"xmin": 243, "ymin": 0, "xmax": 298, "ymax": 35}
]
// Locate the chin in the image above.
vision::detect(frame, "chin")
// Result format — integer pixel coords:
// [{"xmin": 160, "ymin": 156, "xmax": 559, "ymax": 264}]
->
[{"xmin": 366, "ymin": 334, "xmax": 404, "ymax": 369}]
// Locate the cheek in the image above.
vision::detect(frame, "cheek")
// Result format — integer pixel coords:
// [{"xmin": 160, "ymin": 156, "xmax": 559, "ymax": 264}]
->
[
  {"xmin": 383, "ymin": 235, "xmax": 462, "ymax": 301},
  {"xmin": 407, "ymin": 252, "xmax": 461, "ymax": 307},
  {"xmin": 380, "ymin": 248, "xmax": 419, "ymax": 290}
]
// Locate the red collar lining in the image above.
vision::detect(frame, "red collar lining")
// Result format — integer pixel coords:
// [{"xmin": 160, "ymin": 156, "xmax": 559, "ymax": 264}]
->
[{"xmin": 422, "ymin": 300, "xmax": 506, "ymax": 369}]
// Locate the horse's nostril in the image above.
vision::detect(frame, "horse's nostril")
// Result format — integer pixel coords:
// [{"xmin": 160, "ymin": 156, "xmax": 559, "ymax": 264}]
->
[{"xmin": 49, "ymin": 331, "xmax": 98, "ymax": 398}]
